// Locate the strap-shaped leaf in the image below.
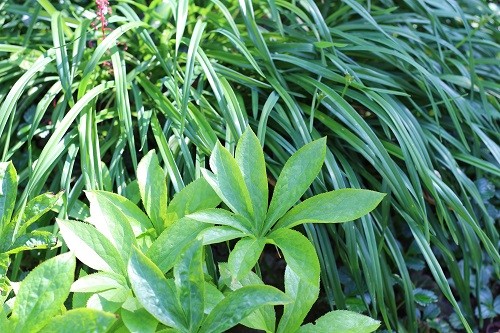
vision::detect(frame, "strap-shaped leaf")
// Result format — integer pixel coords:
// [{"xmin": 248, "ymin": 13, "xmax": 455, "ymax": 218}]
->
[
  {"xmin": 0, "ymin": 162, "xmax": 17, "ymax": 240},
  {"xmin": 128, "ymin": 248, "xmax": 187, "ymax": 331},
  {"xmin": 137, "ymin": 150, "xmax": 168, "ymax": 233},
  {"xmin": 174, "ymin": 239, "xmax": 205, "ymax": 331},
  {"xmin": 87, "ymin": 191, "xmax": 137, "ymax": 264},
  {"xmin": 227, "ymin": 237, "xmax": 266, "ymax": 281},
  {"xmin": 58, "ymin": 219, "xmax": 126, "ymax": 275},
  {"xmin": 207, "ymin": 142, "xmax": 254, "ymax": 220},
  {"xmin": 264, "ymin": 138, "xmax": 326, "ymax": 232},
  {"xmin": 11, "ymin": 252, "xmax": 75, "ymax": 333},
  {"xmin": 199, "ymin": 285, "xmax": 289, "ymax": 333},
  {"xmin": 39, "ymin": 308, "xmax": 117, "ymax": 333},
  {"xmin": 274, "ymin": 189, "xmax": 385, "ymax": 230},
  {"xmin": 147, "ymin": 218, "xmax": 209, "ymax": 273},
  {"xmin": 235, "ymin": 128, "xmax": 268, "ymax": 225},
  {"xmin": 297, "ymin": 310, "xmax": 380, "ymax": 333}
]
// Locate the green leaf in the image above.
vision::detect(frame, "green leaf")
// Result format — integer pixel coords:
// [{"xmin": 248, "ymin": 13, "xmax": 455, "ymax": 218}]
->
[
  {"xmin": 198, "ymin": 226, "xmax": 248, "ymax": 245},
  {"xmin": 204, "ymin": 282, "xmax": 225, "ymax": 315},
  {"xmin": 199, "ymin": 285, "xmax": 290, "ymax": 333},
  {"xmin": 128, "ymin": 247, "xmax": 187, "ymax": 330},
  {"xmin": 121, "ymin": 297, "xmax": 159, "ymax": 333},
  {"xmin": 277, "ymin": 266, "xmax": 320, "ymax": 333},
  {"xmin": 297, "ymin": 310, "xmax": 381, "ymax": 333},
  {"xmin": 87, "ymin": 287, "xmax": 131, "ymax": 313},
  {"xmin": 413, "ymin": 288, "xmax": 438, "ymax": 306},
  {"xmin": 7, "ymin": 230, "xmax": 57, "ymax": 254},
  {"xmin": 0, "ymin": 162, "xmax": 17, "ymax": 237},
  {"xmin": 11, "ymin": 252, "xmax": 75, "ymax": 333},
  {"xmin": 188, "ymin": 208, "xmax": 253, "ymax": 233},
  {"xmin": 1, "ymin": 192, "xmax": 62, "ymax": 252},
  {"xmin": 227, "ymin": 237, "xmax": 266, "ymax": 281},
  {"xmin": 174, "ymin": 239, "xmax": 205, "ymax": 331},
  {"xmin": 167, "ymin": 177, "xmax": 221, "ymax": 226},
  {"xmin": 137, "ymin": 150, "xmax": 168, "ymax": 233},
  {"xmin": 313, "ymin": 41, "xmax": 348, "ymax": 49},
  {"xmin": 235, "ymin": 128, "xmax": 268, "ymax": 225},
  {"xmin": 147, "ymin": 218, "xmax": 209, "ymax": 273},
  {"xmin": 39, "ymin": 308, "xmax": 117, "ymax": 333},
  {"xmin": 12, "ymin": 191, "xmax": 63, "ymax": 237},
  {"xmin": 85, "ymin": 191, "xmax": 153, "ymax": 237},
  {"xmin": 71, "ymin": 272, "xmax": 127, "ymax": 293},
  {"xmin": 219, "ymin": 263, "xmax": 276, "ymax": 333},
  {"xmin": 86, "ymin": 190, "xmax": 138, "ymax": 263},
  {"xmin": 57, "ymin": 219, "xmax": 126, "ymax": 274},
  {"xmin": 206, "ymin": 142, "xmax": 254, "ymax": 220},
  {"xmin": 264, "ymin": 138, "xmax": 326, "ymax": 232},
  {"xmin": 267, "ymin": 228, "xmax": 320, "ymax": 284},
  {"xmin": 274, "ymin": 189, "xmax": 385, "ymax": 229}
]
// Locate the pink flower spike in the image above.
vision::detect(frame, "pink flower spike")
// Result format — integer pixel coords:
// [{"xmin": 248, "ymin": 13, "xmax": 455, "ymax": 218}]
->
[{"xmin": 95, "ymin": 0, "xmax": 112, "ymax": 38}]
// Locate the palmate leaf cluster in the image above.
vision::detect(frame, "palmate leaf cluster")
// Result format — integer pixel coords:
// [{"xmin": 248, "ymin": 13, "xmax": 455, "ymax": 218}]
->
[{"xmin": 0, "ymin": 0, "xmax": 499, "ymax": 331}]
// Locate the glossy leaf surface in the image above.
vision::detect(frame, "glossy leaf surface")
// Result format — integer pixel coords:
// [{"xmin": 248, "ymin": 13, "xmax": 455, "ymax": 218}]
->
[
  {"xmin": 274, "ymin": 189, "xmax": 385, "ymax": 229},
  {"xmin": 265, "ymin": 138, "xmax": 326, "ymax": 231},
  {"xmin": 128, "ymin": 248, "xmax": 186, "ymax": 330}
]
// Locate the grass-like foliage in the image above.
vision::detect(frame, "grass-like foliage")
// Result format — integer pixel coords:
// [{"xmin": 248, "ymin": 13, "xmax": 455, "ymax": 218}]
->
[{"xmin": 0, "ymin": 0, "xmax": 499, "ymax": 331}]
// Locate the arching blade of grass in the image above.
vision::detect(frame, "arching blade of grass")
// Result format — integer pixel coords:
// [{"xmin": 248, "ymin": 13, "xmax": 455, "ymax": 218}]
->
[
  {"xmin": 20, "ymin": 82, "xmax": 114, "ymax": 206},
  {"xmin": 0, "ymin": 54, "xmax": 54, "ymax": 153}
]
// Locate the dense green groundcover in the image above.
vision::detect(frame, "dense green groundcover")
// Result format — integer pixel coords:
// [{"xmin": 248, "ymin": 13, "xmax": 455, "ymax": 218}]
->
[{"xmin": 0, "ymin": 0, "xmax": 499, "ymax": 332}]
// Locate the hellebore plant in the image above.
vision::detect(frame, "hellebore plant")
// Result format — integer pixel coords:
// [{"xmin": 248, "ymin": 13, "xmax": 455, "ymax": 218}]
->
[
  {"xmin": 186, "ymin": 127, "xmax": 385, "ymax": 333},
  {"xmin": 0, "ymin": 128, "xmax": 384, "ymax": 332}
]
